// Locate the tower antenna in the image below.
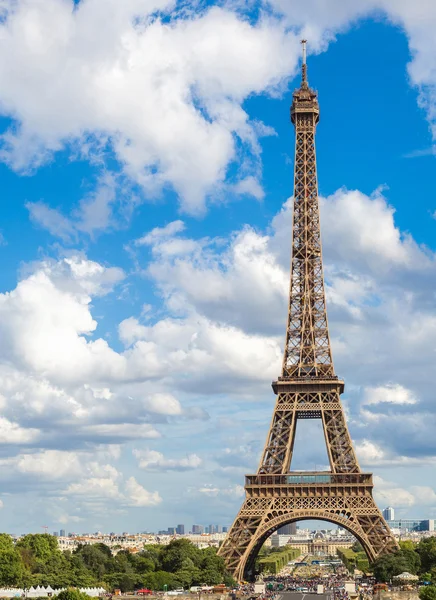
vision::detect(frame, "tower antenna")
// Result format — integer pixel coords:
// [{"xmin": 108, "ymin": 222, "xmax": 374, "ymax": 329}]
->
[{"xmin": 301, "ymin": 39, "xmax": 308, "ymax": 87}]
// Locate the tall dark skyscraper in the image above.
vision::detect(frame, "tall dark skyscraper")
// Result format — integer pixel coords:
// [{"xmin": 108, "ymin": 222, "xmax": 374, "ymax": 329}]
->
[
  {"xmin": 192, "ymin": 525, "xmax": 203, "ymax": 534},
  {"xmin": 176, "ymin": 524, "xmax": 185, "ymax": 535},
  {"xmin": 277, "ymin": 523, "xmax": 297, "ymax": 535}
]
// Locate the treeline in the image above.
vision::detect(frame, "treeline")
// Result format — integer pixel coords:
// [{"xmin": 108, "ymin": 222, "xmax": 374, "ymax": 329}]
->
[
  {"xmin": 339, "ymin": 538, "xmax": 436, "ymax": 586},
  {"xmin": 371, "ymin": 539, "xmax": 435, "ymax": 583},
  {"xmin": 0, "ymin": 534, "xmax": 234, "ymax": 591},
  {"xmin": 337, "ymin": 544, "xmax": 369, "ymax": 573},
  {"xmin": 257, "ymin": 546, "xmax": 301, "ymax": 574}
]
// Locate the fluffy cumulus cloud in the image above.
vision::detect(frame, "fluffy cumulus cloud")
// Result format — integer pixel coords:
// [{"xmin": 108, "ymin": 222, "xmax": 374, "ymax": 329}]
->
[
  {"xmin": 0, "ymin": 0, "xmax": 435, "ymax": 224},
  {"xmin": 363, "ymin": 384, "xmax": 417, "ymax": 407},
  {"xmin": 3, "ymin": 183, "xmax": 436, "ymax": 526},
  {"xmin": 0, "ymin": 0, "xmax": 301, "ymax": 216},
  {"xmin": 0, "ymin": 446, "xmax": 161, "ymax": 511},
  {"xmin": 131, "ymin": 186, "xmax": 436, "ymax": 472}
]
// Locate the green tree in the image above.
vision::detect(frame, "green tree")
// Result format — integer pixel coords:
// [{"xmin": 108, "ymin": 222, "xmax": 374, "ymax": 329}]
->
[
  {"xmin": 0, "ymin": 548, "xmax": 28, "ymax": 586},
  {"xmin": 418, "ymin": 538, "xmax": 436, "ymax": 573},
  {"xmin": 223, "ymin": 573, "xmax": 237, "ymax": 588},
  {"xmin": 201, "ymin": 567, "xmax": 222, "ymax": 585},
  {"xmin": 119, "ymin": 573, "xmax": 136, "ymax": 593},
  {"xmin": 160, "ymin": 540, "xmax": 201, "ymax": 573},
  {"xmin": 56, "ymin": 590, "xmax": 92, "ymax": 600},
  {"xmin": 143, "ymin": 570, "xmax": 179, "ymax": 591},
  {"xmin": 419, "ymin": 586, "xmax": 436, "ymax": 600},
  {"xmin": 142, "ymin": 546, "xmax": 163, "ymax": 569},
  {"xmin": 67, "ymin": 553, "xmax": 98, "ymax": 587},
  {"xmin": 372, "ymin": 552, "xmax": 413, "ymax": 582},
  {"xmin": 401, "ymin": 548, "xmax": 421, "ymax": 574},
  {"xmin": 113, "ymin": 551, "xmax": 135, "ymax": 574},
  {"xmin": 32, "ymin": 552, "xmax": 75, "ymax": 587},
  {"xmin": 352, "ymin": 541, "xmax": 364, "ymax": 553},
  {"xmin": 17, "ymin": 534, "xmax": 59, "ymax": 562},
  {"xmin": 201, "ymin": 548, "xmax": 224, "ymax": 573},
  {"xmin": 131, "ymin": 555, "xmax": 155, "ymax": 574},
  {"xmin": 74, "ymin": 544, "xmax": 111, "ymax": 579},
  {"xmin": 0, "ymin": 534, "xmax": 14, "ymax": 552}
]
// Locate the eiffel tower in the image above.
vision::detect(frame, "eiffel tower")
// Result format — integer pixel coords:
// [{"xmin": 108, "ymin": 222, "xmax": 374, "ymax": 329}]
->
[{"xmin": 218, "ymin": 41, "xmax": 398, "ymax": 582}]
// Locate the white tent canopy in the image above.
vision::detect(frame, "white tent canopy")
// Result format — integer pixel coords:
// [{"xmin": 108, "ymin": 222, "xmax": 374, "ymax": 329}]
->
[
  {"xmin": 0, "ymin": 587, "xmax": 106, "ymax": 598},
  {"xmin": 393, "ymin": 572, "xmax": 419, "ymax": 581}
]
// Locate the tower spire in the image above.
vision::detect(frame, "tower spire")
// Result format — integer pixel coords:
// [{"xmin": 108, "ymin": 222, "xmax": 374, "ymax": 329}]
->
[{"xmin": 301, "ymin": 39, "xmax": 308, "ymax": 87}]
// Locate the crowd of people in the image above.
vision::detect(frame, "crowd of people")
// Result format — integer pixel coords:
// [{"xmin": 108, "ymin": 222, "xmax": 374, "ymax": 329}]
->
[{"xmin": 241, "ymin": 554, "xmax": 377, "ymax": 600}]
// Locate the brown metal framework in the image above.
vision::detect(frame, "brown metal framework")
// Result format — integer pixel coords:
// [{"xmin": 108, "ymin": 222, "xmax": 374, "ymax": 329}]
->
[{"xmin": 218, "ymin": 42, "xmax": 398, "ymax": 581}]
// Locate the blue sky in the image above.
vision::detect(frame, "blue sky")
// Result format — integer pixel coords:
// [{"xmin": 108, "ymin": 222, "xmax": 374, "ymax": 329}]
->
[{"xmin": 0, "ymin": 0, "xmax": 436, "ymax": 534}]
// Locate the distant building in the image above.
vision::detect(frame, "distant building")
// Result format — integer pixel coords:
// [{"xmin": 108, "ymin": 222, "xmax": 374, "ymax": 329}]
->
[
  {"xmin": 271, "ymin": 534, "xmax": 292, "ymax": 548},
  {"xmin": 222, "ymin": 527, "xmax": 228, "ymax": 533},
  {"xmin": 60, "ymin": 529, "xmax": 66, "ymax": 537},
  {"xmin": 209, "ymin": 524, "xmax": 215, "ymax": 534},
  {"xmin": 176, "ymin": 524, "xmax": 185, "ymax": 535},
  {"xmin": 192, "ymin": 525, "xmax": 203, "ymax": 534},
  {"xmin": 387, "ymin": 519, "xmax": 434, "ymax": 532},
  {"xmin": 383, "ymin": 507, "xmax": 395, "ymax": 521},
  {"xmin": 277, "ymin": 523, "xmax": 297, "ymax": 535},
  {"xmin": 168, "ymin": 527, "xmax": 176, "ymax": 535},
  {"xmin": 53, "ymin": 532, "xmax": 59, "ymax": 537}
]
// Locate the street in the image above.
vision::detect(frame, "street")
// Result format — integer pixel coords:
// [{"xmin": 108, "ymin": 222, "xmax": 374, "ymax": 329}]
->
[{"xmin": 279, "ymin": 593, "xmax": 332, "ymax": 600}]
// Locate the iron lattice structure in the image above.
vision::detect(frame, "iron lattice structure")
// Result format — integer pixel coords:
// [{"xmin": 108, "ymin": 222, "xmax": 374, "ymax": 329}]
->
[{"xmin": 218, "ymin": 42, "xmax": 398, "ymax": 582}]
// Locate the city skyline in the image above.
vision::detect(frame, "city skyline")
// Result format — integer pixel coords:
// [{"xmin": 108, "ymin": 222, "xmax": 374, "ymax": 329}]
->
[{"xmin": 0, "ymin": 0, "xmax": 435, "ymax": 532}]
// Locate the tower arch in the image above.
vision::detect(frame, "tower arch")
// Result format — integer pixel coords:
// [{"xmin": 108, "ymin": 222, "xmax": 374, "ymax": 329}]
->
[{"xmin": 240, "ymin": 512, "xmax": 375, "ymax": 582}]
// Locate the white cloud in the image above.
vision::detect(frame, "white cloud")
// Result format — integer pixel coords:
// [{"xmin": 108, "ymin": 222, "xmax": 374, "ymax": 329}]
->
[
  {"xmin": 356, "ymin": 440, "xmax": 436, "ymax": 468},
  {"xmin": 0, "ymin": 448, "xmax": 122, "ymax": 483},
  {"xmin": 3, "ymin": 187, "xmax": 436, "ymax": 524},
  {"xmin": 232, "ymin": 176, "xmax": 265, "ymax": 200},
  {"xmin": 0, "ymin": 256, "xmax": 125, "ymax": 383},
  {"xmin": 1, "ymin": 0, "xmax": 436, "ymax": 224},
  {"xmin": 0, "ymin": 416, "xmax": 40, "ymax": 444},
  {"xmin": 196, "ymin": 484, "xmax": 245, "ymax": 498},
  {"xmin": 27, "ymin": 173, "xmax": 119, "ymax": 240},
  {"xmin": 320, "ymin": 189, "xmax": 420, "ymax": 273},
  {"xmin": 133, "ymin": 449, "xmax": 202, "ymax": 471},
  {"xmin": 66, "ymin": 477, "xmax": 121, "ymax": 499},
  {"xmin": 124, "ymin": 476, "xmax": 162, "ymax": 507},
  {"xmin": 119, "ymin": 313, "xmax": 281, "ymax": 387},
  {"xmin": 363, "ymin": 384, "xmax": 417, "ymax": 406},
  {"xmin": 62, "ymin": 461, "xmax": 162, "ymax": 507},
  {"xmin": 410, "ymin": 486, "xmax": 436, "ymax": 506},
  {"xmin": 373, "ymin": 475, "xmax": 416, "ymax": 508},
  {"xmin": 57, "ymin": 514, "xmax": 84, "ymax": 524},
  {"xmin": 83, "ymin": 423, "xmax": 161, "ymax": 440},
  {"xmin": 137, "ymin": 220, "xmax": 288, "ymax": 334},
  {"xmin": 142, "ymin": 393, "xmax": 183, "ymax": 416},
  {"xmin": 26, "ymin": 201, "xmax": 77, "ymax": 242},
  {"xmin": 0, "ymin": 1, "xmax": 301, "ymax": 214},
  {"xmin": 135, "ymin": 221, "xmax": 186, "ymax": 246}
]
